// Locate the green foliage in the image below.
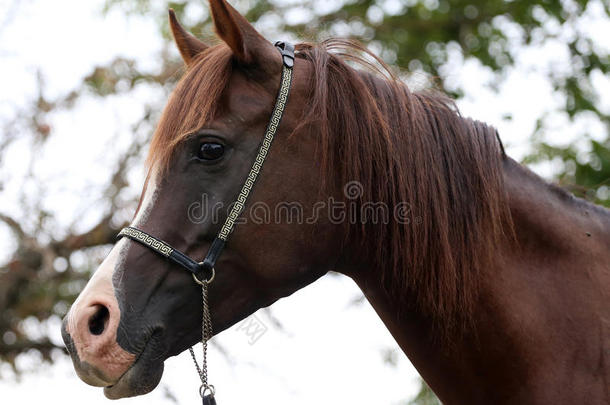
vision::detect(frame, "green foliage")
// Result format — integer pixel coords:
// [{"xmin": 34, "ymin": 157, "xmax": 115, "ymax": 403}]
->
[
  {"xmin": 408, "ymin": 379, "xmax": 442, "ymax": 405},
  {"xmin": 524, "ymin": 137, "xmax": 610, "ymax": 206}
]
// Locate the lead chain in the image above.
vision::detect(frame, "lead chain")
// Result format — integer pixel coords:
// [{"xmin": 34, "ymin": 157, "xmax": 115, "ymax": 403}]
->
[{"xmin": 189, "ymin": 280, "xmax": 215, "ymax": 399}]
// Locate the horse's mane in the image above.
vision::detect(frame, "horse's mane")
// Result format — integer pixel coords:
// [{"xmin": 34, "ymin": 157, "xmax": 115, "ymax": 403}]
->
[{"xmin": 148, "ymin": 39, "xmax": 512, "ymax": 335}]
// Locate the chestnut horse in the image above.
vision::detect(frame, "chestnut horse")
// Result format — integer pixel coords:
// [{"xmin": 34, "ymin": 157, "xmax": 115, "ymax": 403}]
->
[{"xmin": 61, "ymin": 1, "xmax": 610, "ymax": 403}]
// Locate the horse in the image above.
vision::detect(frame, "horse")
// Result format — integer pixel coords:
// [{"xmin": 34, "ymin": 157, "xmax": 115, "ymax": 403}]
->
[{"xmin": 61, "ymin": 0, "xmax": 610, "ymax": 403}]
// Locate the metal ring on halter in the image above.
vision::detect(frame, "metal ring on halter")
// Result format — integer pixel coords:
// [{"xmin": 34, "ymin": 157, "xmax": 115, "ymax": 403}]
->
[
  {"xmin": 199, "ymin": 384, "xmax": 215, "ymax": 398},
  {"xmin": 193, "ymin": 267, "xmax": 215, "ymax": 285}
]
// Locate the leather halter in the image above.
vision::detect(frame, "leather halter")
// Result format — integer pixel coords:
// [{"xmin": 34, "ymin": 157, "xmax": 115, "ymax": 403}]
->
[{"xmin": 117, "ymin": 41, "xmax": 295, "ymax": 282}]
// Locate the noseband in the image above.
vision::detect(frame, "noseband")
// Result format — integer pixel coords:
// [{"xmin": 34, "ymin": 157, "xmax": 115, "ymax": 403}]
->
[{"xmin": 116, "ymin": 41, "xmax": 295, "ymax": 404}]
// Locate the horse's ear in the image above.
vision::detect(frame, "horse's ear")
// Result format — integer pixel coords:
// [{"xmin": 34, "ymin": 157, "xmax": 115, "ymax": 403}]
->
[
  {"xmin": 169, "ymin": 9, "xmax": 208, "ymax": 66},
  {"xmin": 209, "ymin": 0, "xmax": 278, "ymax": 69}
]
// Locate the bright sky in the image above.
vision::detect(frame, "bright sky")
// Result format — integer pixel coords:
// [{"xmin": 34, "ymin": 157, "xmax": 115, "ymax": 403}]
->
[{"xmin": 0, "ymin": 0, "xmax": 608, "ymax": 404}]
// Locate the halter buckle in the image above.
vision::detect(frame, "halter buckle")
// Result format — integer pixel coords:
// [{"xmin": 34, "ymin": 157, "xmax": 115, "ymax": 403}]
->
[{"xmin": 274, "ymin": 41, "xmax": 295, "ymax": 67}]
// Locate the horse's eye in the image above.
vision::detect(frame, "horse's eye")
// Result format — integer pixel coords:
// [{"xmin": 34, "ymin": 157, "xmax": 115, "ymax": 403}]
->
[{"xmin": 198, "ymin": 142, "xmax": 224, "ymax": 161}]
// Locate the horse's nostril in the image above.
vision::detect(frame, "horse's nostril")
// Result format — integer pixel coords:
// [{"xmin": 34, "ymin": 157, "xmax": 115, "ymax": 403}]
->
[{"xmin": 88, "ymin": 305, "xmax": 110, "ymax": 336}]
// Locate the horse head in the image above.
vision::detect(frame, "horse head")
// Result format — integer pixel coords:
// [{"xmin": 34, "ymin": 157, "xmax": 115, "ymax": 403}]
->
[{"xmin": 61, "ymin": 1, "xmax": 343, "ymax": 398}]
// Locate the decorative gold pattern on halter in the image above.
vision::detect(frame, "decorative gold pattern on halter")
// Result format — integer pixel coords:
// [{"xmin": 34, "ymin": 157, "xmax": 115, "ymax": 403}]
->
[
  {"xmin": 118, "ymin": 227, "xmax": 174, "ymax": 257},
  {"xmin": 218, "ymin": 67, "xmax": 293, "ymax": 241}
]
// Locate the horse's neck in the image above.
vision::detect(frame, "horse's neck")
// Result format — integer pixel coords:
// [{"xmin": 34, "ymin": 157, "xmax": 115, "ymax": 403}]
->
[
  {"xmin": 344, "ymin": 158, "xmax": 610, "ymax": 405},
  {"xmin": 503, "ymin": 157, "xmax": 610, "ymax": 255}
]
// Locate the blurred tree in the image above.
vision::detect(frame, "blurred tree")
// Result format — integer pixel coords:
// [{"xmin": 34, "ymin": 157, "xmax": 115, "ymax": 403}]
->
[
  {"xmin": 524, "ymin": 136, "xmax": 610, "ymax": 205},
  {"xmin": 0, "ymin": 0, "xmax": 608, "ymax": 404},
  {"xmin": 408, "ymin": 380, "xmax": 442, "ymax": 405}
]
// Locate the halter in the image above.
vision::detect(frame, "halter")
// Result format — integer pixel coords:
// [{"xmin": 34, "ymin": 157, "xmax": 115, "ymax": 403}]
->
[{"xmin": 116, "ymin": 41, "xmax": 295, "ymax": 405}]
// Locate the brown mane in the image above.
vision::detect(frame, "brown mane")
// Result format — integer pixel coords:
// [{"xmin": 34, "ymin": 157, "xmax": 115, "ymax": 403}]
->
[
  {"xmin": 147, "ymin": 38, "xmax": 512, "ymax": 334},
  {"xmin": 147, "ymin": 44, "xmax": 234, "ymax": 171}
]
